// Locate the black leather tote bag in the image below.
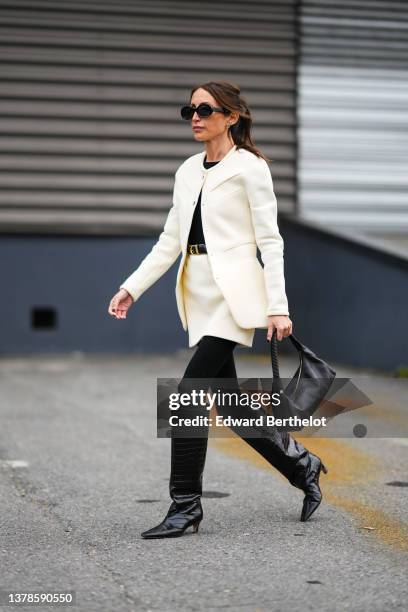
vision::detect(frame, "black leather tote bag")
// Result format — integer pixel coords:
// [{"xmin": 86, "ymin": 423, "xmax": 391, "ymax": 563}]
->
[{"xmin": 269, "ymin": 329, "xmax": 336, "ymax": 430}]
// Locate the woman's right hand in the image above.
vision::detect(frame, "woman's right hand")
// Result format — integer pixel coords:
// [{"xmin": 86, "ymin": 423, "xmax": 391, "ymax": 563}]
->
[{"xmin": 108, "ymin": 288, "xmax": 134, "ymax": 319}]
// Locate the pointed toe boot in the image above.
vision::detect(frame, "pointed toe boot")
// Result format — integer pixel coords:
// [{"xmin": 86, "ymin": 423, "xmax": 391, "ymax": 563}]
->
[
  {"xmin": 299, "ymin": 453, "xmax": 328, "ymax": 522},
  {"xmin": 141, "ymin": 434, "xmax": 208, "ymax": 539},
  {"xmin": 216, "ymin": 392, "xmax": 329, "ymax": 523},
  {"xmin": 141, "ymin": 495, "xmax": 203, "ymax": 539}
]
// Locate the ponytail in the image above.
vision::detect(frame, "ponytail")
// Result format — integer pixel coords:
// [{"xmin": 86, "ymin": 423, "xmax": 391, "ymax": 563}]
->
[{"xmin": 190, "ymin": 80, "xmax": 271, "ymax": 163}]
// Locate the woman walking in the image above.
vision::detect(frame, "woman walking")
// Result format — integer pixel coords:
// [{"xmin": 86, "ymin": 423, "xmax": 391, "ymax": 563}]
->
[{"xmin": 108, "ymin": 80, "xmax": 328, "ymax": 538}]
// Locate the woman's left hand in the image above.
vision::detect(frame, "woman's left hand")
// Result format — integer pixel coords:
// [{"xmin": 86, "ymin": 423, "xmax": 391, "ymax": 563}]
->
[{"xmin": 267, "ymin": 315, "xmax": 293, "ymax": 342}]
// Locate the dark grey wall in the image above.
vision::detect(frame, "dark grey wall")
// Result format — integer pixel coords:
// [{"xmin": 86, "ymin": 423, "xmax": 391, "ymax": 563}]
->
[
  {"xmin": 4, "ymin": 221, "xmax": 407, "ymax": 372},
  {"xmin": 280, "ymin": 216, "xmax": 408, "ymax": 372},
  {"xmin": 3, "ymin": 234, "xmax": 186, "ymax": 354}
]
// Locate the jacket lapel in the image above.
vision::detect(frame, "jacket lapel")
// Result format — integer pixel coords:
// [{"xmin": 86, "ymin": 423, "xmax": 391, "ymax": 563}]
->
[
  {"xmin": 179, "ymin": 144, "xmax": 242, "ymax": 208},
  {"xmin": 203, "ymin": 144, "xmax": 241, "ymax": 192}
]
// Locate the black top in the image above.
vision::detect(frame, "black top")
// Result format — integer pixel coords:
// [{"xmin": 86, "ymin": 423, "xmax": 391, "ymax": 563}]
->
[{"xmin": 187, "ymin": 157, "xmax": 220, "ymax": 245}]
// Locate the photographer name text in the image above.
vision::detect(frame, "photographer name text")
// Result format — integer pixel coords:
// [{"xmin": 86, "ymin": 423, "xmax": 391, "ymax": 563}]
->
[{"xmin": 168, "ymin": 415, "xmax": 328, "ymax": 428}]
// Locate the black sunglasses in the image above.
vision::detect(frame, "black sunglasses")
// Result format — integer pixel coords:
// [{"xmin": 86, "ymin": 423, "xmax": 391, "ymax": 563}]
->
[{"xmin": 180, "ymin": 103, "xmax": 227, "ymax": 120}]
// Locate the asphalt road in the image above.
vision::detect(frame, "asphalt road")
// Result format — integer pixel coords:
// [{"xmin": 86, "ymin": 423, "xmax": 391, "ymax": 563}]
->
[{"xmin": 0, "ymin": 350, "xmax": 407, "ymax": 612}]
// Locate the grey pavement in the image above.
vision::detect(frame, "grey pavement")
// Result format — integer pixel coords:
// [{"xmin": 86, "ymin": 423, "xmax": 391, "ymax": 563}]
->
[{"xmin": 0, "ymin": 350, "xmax": 407, "ymax": 612}]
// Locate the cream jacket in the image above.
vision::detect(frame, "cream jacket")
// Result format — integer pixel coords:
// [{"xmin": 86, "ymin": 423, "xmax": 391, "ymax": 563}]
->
[{"xmin": 119, "ymin": 143, "xmax": 290, "ymax": 331}]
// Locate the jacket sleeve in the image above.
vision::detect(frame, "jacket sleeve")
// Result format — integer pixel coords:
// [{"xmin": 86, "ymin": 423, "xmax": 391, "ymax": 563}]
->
[
  {"xmin": 119, "ymin": 172, "xmax": 182, "ymax": 302},
  {"xmin": 242, "ymin": 156, "xmax": 290, "ymax": 317}
]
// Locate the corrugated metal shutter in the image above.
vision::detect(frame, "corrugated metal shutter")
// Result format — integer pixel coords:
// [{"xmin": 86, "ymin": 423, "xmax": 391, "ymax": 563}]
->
[
  {"xmin": 298, "ymin": 0, "xmax": 408, "ymax": 232},
  {"xmin": 0, "ymin": 0, "xmax": 297, "ymax": 235}
]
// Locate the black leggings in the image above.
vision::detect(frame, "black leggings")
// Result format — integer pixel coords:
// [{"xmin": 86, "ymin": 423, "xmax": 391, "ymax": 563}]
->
[
  {"xmin": 182, "ymin": 335, "xmax": 238, "ymax": 381},
  {"xmin": 179, "ymin": 335, "xmax": 296, "ymax": 478},
  {"xmin": 169, "ymin": 336, "xmax": 239, "ymax": 500},
  {"xmin": 177, "ymin": 334, "xmax": 239, "ymax": 437}
]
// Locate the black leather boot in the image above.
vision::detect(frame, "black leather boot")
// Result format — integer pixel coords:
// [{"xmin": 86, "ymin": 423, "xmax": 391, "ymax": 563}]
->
[
  {"xmin": 290, "ymin": 448, "xmax": 328, "ymax": 522},
  {"xmin": 141, "ymin": 434, "xmax": 208, "ymax": 539},
  {"xmin": 213, "ymin": 381, "xmax": 328, "ymax": 522},
  {"xmin": 241, "ymin": 432, "xmax": 328, "ymax": 522}
]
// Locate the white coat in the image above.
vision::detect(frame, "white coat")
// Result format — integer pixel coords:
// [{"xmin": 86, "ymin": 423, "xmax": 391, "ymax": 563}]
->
[{"xmin": 119, "ymin": 143, "xmax": 290, "ymax": 331}]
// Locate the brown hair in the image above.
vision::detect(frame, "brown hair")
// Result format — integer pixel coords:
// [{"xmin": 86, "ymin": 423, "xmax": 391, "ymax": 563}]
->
[{"xmin": 190, "ymin": 80, "xmax": 271, "ymax": 163}]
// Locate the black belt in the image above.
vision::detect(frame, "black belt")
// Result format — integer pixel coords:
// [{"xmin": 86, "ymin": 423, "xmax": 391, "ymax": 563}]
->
[{"xmin": 187, "ymin": 243, "xmax": 207, "ymax": 255}]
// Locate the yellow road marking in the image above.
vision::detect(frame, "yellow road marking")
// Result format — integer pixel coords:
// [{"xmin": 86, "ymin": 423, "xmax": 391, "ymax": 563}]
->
[{"xmin": 209, "ymin": 427, "xmax": 408, "ymax": 552}]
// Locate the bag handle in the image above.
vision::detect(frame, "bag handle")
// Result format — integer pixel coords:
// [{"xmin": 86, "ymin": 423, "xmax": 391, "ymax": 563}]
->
[
  {"xmin": 270, "ymin": 329, "xmax": 281, "ymax": 379},
  {"xmin": 270, "ymin": 329, "xmax": 304, "ymax": 395}
]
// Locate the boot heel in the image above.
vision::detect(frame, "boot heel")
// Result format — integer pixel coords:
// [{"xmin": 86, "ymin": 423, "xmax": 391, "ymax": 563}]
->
[
  {"xmin": 321, "ymin": 461, "xmax": 328, "ymax": 474},
  {"xmin": 192, "ymin": 520, "xmax": 201, "ymax": 533}
]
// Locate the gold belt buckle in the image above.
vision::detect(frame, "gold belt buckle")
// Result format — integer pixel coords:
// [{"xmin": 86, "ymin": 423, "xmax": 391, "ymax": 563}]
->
[{"xmin": 189, "ymin": 244, "xmax": 199, "ymax": 255}]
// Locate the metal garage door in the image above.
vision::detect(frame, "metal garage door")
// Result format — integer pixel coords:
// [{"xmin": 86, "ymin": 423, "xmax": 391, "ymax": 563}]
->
[
  {"xmin": 0, "ymin": 0, "xmax": 297, "ymax": 235},
  {"xmin": 298, "ymin": 0, "xmax": 408, "ymax": 232}
]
